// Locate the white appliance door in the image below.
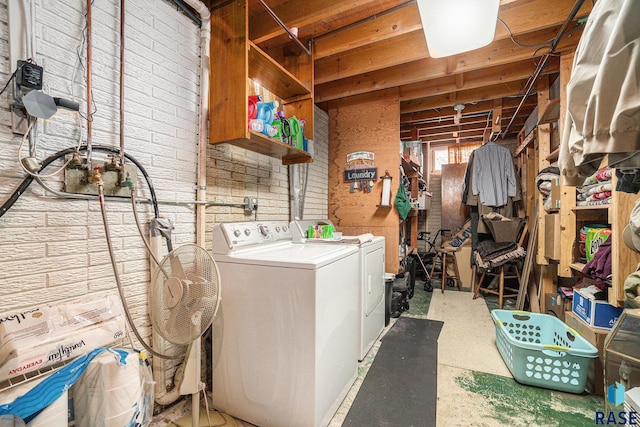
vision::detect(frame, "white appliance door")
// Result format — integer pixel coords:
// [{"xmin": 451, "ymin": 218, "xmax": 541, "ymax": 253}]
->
[{"xmin": 364, "ymin": 243, "xmax": 385, "ymax": 316}]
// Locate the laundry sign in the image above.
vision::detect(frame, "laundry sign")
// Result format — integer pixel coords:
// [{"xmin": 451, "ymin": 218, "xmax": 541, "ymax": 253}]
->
[
  {"xmin": 344, "ymin": 168, "xmax": 377, "ymax": 181},
  {"xmin": 344, "ymin": 151, "xmax": 377, "ymax": 193}
]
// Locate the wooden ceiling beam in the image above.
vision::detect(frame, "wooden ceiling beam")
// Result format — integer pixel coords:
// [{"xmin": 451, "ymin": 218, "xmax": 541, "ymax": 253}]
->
[
  {"xmin": 249, "ymin": 0, "xmax": 407, "ymax": 44},
  {"xmin": 401, "ymin": 79, "xmax": 530, "ymax": 114},
  {"xmin": 400, "ymin": 97, "xmax": 537, "ymax": 124},
  {"xmin": 317, "ymin": 25, "xmax": 579, "ymax": 102},
  {"xmin": 313, "ymin": 2, "xmax": 421, "ymax": 59},
  {"xmin": 398, "ymin": 56, "xmax": 559, "ymax": 102},
  {"xmin": 308, "ymin": 0, "xmax": 591, "ymax": 64},
  {"xmin": 404, "ymin": 117, "xmax": 527, "ymax": 138}
]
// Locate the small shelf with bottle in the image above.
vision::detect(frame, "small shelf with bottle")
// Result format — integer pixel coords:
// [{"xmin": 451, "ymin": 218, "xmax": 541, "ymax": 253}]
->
[{"xmin": 210, "ymin": 0, "xmax": 314, "ymax": 165}]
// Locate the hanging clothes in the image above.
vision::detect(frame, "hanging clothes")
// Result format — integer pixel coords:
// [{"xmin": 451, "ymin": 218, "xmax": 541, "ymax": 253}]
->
[
  {"xmin": 558, "ymin": 0, "xmax": 640, "ymax": 184},
  {"xmin": 462, "ymin": 147, "xmax": 521, "ymax": 263},
  {"xmin": 470, "ymin": 141, "xmax": 517, "ymax": 207}
]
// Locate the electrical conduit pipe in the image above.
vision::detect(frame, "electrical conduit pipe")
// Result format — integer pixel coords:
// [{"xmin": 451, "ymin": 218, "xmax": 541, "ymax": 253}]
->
[{"xmin": 151, "ymin": 4, "xmax": 211, "ymax": 425}]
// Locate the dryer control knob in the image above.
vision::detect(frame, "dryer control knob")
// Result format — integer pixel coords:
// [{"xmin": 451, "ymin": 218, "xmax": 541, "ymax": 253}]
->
[
  {"xmin": 275, "ymin": 226, "xmax": 281, "ymax": 232},
  {"xmin": 283, "ymin": 225, "xmax": 288, "ymax": 232},
  {"xmin": 259, "ymin": 225, "xmax": 269, "ymax": 236},
  {"xmin": 244, "ymin": 229, "xmax": 251, "ymax": 236}
]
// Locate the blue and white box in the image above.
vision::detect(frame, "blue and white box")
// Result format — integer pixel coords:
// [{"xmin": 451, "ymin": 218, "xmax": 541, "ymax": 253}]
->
[{"xmin": 571, "ymin": 288, "xmax": 623, "ymax": 329}]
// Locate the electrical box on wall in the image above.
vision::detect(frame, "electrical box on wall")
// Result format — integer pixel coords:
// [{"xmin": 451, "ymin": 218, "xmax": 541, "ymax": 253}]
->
[
  {"xmin": 16, "ymin": 60, "xmax": 43, "ymax": 90},
  {"xmin": 244, "ymin": 197, "xmax": 258, "ymax": 212}
]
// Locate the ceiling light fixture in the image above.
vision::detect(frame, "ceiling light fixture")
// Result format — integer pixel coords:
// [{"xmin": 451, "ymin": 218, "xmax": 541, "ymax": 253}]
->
[{"xmin": 417, "ymin": 0, "xmax": 500, "ymax": 58}]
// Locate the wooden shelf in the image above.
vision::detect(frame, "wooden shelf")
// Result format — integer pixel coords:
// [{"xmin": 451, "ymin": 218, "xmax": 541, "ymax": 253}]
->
[
  {"xmin": 232, "ymin": 131, "xmax": 314, "ymax": 165},
  {"xmin": 559, "ymin": 173, "xmax": 640, "ymax": 307},
  {"xmin": 248, "ymin": 42, "xmax": 311, "ymax": 99},
  {"xmin": 570, "ymin": 262, "xmax": 586, "ymax": 272},
  {"xmin": 210, "ymin": 0, "xmax": 314, "ymax": 164},
  {"xmin": 572, "ymin": 204, "xmax": 611, "ymax": 211},
  {"xmin": 538, "ymin": 98, "xmax": 561, "ymax": 125}
]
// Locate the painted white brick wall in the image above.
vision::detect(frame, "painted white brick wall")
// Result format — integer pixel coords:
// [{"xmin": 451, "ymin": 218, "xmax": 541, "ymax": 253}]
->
[
  {"xmin": 204, "ymin": 105, "xmax": 329, "ymax": 247},
  {"xmin": 0, "ymin": 0, "xmax": 200, "ymax": 357},
  {"xmin": 0, "ymin": 0, "xmax": 330, "ymax": 403}
]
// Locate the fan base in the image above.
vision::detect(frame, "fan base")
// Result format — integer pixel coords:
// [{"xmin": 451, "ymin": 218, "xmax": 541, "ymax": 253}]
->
[{"xmin": 169, "ymin": 409, "xmax": 239, "ymax": 427}]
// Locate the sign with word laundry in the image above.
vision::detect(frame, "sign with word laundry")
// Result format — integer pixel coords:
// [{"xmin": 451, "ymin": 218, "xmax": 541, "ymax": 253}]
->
[{"xmin": 344, "ymin": 151, "xmax": 377, "ymax": 193}]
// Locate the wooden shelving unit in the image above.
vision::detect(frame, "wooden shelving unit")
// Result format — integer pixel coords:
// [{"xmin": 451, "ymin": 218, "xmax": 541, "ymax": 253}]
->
[
  {"xmin": 210, "ymin": 1, "xmax": 314, "ymax": 164},
  {"xmin": 560, "ymin": 171, "xmax": 640, "ymax": 307}
]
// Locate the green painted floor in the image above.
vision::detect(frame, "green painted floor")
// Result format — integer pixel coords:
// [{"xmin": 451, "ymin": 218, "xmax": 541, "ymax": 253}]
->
[{"xmin": 408, "ymin": 276, "xmax": 605, "ymax": 427}]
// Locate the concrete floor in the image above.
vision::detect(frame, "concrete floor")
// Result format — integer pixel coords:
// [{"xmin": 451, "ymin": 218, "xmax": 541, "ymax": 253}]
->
[{"xmin": 151, "ymin": 277, "xmax": 605, "ymax": 427}]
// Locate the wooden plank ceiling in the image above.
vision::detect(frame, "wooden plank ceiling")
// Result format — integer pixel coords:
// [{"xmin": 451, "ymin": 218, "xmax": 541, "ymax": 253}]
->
[{"xmin": 241, "ymin": 0, "xmax": 593, "ymax": 146}]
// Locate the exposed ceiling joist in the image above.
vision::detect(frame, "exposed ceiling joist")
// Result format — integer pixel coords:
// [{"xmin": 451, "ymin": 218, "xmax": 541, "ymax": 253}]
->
[{"xmin": 246, "ymin": 0, "xmax": 590, "ymax": 145}]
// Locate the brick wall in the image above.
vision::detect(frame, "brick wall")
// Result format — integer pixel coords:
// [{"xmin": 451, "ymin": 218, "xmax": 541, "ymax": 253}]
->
[
  {"xmin": 203, "ymin": 105, "xmax": 329, "ymax": 244},
  {"xmin": 0, "ymin": 1, "xmax": 200, "ymax": 330},
  {"xmin": 0, "ymin": 0, "xmax": 329, "ymax": 336},
  {"xmin": 0, "ymin": 0, "xmax": 328, "ymax": 394}
]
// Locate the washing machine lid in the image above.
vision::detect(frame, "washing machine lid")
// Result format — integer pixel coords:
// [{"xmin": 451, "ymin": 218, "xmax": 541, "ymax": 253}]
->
[{"xmin": 215, "ymin": 242, "xmax": 358, "ymax": 269}]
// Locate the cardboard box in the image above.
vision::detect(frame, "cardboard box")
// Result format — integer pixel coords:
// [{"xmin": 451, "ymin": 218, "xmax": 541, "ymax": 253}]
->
[
  {"xmin": 544, "ymin": 293, "xmax": 571, "ymax": 321},
  {"xmin": 572, "ymin": 288, "xmax": 623, "ymax": 329},
  {"xmin": 454, "ymin": 245, "xmax": 473, "ymax": 291},
  {"xmin": 564, "ymin": 311, "xmax": 609, "ymax": 396},
  {"xmin": 549, "ymin": 177, "xmax": 561, "ymax": 210},
  {"xmin": 544, "ymin": 214, "xmax": 561, "ymax": 260}
]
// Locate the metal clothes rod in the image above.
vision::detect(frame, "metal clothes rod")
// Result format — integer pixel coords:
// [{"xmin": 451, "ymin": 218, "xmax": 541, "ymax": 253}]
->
[{"xmin": 258, "ymin": 0, "xmax": 311, "ymax": 56}]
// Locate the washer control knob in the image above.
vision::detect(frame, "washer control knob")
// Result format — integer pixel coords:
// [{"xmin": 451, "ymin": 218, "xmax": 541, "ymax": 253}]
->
[
  {"xmin": 283, "ymin": 225, "xmax": 288, "ymax": 232},
  {"xmin": 259, "ymin": 225, "xmax": 269, "ymax": 236},
  {"xmin": 244, "ymin": 229, "xmax": 251, "ymax": 236},
  {"xmin": 233, "ymin": 229, "xmax": 241, "ymax": 237},
  {"xmin": 275, "ymin": 226, "xmax": 281, "ymax": 232}
]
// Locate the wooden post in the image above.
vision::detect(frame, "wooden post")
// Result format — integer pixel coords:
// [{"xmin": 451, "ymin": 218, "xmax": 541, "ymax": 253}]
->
[
  {"xmin": 558, "ymin": 52, "xmax": 576, "ymax": 278},
  {"xmin": 536, "ymin": 77, "xmax": 551, "ymax": 267}
]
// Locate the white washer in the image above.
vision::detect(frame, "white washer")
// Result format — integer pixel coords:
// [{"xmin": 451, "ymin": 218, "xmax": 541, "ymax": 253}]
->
[
  {"xmin": 291, "ymin": 220, "xmax": 385, "ymax": 361},
  {"xmin": 211, "ymin": 221, "xmax": 359, "ymax": 427}
]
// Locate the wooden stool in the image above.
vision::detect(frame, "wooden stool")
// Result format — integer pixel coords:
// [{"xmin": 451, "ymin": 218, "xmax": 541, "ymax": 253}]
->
[
  {"xmin": 430, "ymin": 247, "xmax": 463, "ymax": 293},
  {"xmin": 472, "ymin": 262, "xmax": 520, "ymax": 308}
]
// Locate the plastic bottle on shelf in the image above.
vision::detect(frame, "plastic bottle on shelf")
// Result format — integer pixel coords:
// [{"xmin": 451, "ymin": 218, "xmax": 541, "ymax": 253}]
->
[
  {"xmin": 255, "ymin": 101, "xmax": 279, "ymax": 125},
  {"xmin": 247, "ymin": 95, "xmax": 262, "ymax": 119}
]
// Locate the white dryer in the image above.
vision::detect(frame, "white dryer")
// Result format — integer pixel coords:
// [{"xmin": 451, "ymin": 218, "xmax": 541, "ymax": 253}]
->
[
  {"xmin": 211, "ymin": 221, "xmax": 359, "ymax": 427},
  {"xmin": 291, "ymin": 220, "xmax": 386, "ymax": 361}
]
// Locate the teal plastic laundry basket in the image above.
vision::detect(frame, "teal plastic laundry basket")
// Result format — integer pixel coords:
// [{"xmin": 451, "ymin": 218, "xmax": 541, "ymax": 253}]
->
[{"xmin": 491, "ymin": 310, "xmax": 598, "ymax": 394}]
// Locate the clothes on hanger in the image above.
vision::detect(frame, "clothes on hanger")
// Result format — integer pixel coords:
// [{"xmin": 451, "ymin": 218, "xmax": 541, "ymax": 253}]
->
[
  {"xmin": 462, "ymin": 146, "xmax": 521, "ymax": 242},
  {"xmin": 470, "ymin": 141, "xmax": 517, "ymax": 207}
]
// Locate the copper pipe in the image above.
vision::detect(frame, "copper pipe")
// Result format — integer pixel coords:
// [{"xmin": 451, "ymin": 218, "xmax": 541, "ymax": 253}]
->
[
  {"xmin": 86, "ymin": 0, "xmax": 93, "ymax": 166},
  {"xmin": 119, "ymin": 0, "xmax": 126, "ymax": 166}
]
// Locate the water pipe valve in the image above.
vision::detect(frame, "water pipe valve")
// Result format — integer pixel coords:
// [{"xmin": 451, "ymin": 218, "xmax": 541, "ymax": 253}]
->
[{"xmin": 87, "ymin": 166, "xmax": 103, "ymax": 186}]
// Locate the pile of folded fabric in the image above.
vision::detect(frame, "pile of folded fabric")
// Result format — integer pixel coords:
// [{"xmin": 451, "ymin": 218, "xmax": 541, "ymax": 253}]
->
[
  {"xmin": 535, "ymin": 162, "xmax": 560, "ymax": 212},
  {"xmin": 582, "ymin": 234, "xmax": 612, "ymax": 281},
  {"xmin": 474, "ymin": 240, "xmax": 526, "ymax": 270},
  {"xmin": 576, "ymin": 166, "xmax": 613, "ymax": 206}
]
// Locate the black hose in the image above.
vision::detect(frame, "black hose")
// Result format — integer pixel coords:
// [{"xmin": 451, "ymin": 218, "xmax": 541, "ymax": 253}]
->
[{"xmin": 0, "ymin": 144, "xmax": 159, "ymax": 219}]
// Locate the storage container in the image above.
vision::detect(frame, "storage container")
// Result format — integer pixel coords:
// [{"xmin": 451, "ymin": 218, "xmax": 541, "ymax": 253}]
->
[{"xmin": 491, "ymin": 310, "xmax": 598, "ymax": 393}]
